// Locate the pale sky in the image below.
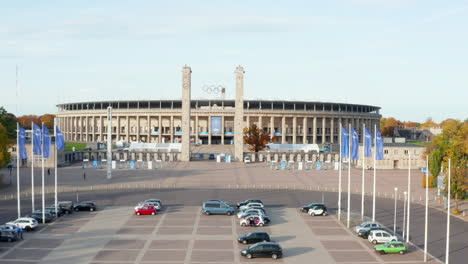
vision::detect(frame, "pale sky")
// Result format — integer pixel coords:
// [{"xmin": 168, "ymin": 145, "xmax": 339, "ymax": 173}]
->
[{"xmin": 0, "ymin": 0, "xmax": 467, "ymax": 123}]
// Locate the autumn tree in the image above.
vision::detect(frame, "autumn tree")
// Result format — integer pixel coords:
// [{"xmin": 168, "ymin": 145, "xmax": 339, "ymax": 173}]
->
[
  {"xmin": 0, "ymin": 123, "xmax": 11, "ymax": 168},
  {"xmin": 17, "ymin": 115, "xmax": 40, "ymax": 129},
  {"xmin": 380, "ymin": 117, "xmax": 400, "ymax": 137},
  {"xmin": 243, "ymin": 124, "xmax": 275, "ymax": 152},
  {"xmin": 429, "ymin": 119, "xmax": 467, "ymax": 213},
  {"xmin": 40, "ymin": 114, "xmax": 56, "ymax": 129}
]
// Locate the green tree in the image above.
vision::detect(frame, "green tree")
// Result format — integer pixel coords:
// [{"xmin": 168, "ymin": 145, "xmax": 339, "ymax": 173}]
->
[
  {"xmin": 0, "ymin": 107, "xmax": 17, "ymax": 141},
  {"xmin": 243, "ymin": 124, "xmax": 275, "ymax": 152},
  {"xmin": 430, "ymin": 119, "xmax": 468, "ymax": 213},
  {"xmin": 0, "ymin": 123, "xmax": 12, "ymax": 168}
]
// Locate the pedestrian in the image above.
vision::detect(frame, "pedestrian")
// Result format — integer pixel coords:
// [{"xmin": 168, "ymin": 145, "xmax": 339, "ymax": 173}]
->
[
  {"xmin": 17, "ymin": 226, "xmax": 23, "ymax": 239},
  {"xmin": 83, "ymin": 172, "xmax": 86, "ymax": 181},
  {"xmin": 47, "ymin": 168, "xmax": 50, "ymax": 176},
  {"xmin": 8, "ymin": 164, "xmax": 12, "ymax": 176}
]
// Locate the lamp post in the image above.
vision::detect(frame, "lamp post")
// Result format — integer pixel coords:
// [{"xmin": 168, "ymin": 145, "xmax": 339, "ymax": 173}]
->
[
  {"xmin": 402, "ymin": 191, "xmax": 407, "ymax": 239},
  {"xmin": 394, "ymin": 187, "xmax": 398, "ymax": 235}
]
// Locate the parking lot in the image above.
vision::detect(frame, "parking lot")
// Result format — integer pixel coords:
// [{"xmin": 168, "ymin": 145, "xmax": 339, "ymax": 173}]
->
[{"xmin": 0, "ymin": 204, "xmax": 440, "ymax": 264}]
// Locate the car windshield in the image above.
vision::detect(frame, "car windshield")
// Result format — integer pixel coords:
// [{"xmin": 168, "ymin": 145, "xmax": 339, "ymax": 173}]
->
[{"xmin": 383, "ymin": 242, "xmax": 390, "ymax": 247}]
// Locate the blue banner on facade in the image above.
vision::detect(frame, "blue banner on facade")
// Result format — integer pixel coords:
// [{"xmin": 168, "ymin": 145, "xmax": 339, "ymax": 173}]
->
[{"xmin": 211, "ymin": 116, "xmax": 222, "ymax": 134}]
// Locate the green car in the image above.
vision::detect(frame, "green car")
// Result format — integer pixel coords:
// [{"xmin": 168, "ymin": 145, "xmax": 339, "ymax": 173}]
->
[{"xmin": 374, "ymin": 241, "xmax": 407, "ymax": 255}]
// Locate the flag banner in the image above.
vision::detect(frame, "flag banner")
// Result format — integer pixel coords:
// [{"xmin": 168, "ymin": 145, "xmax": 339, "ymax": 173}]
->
[
  {"xmin": 33, "ymin": 124, "xmax": 42, "ymax": 155},
  {"xmin": 341, "ymin": 127, "xmax": 349, "ymax": 158},
  {"xmin": 19, "ymin": 125, "xmax": 28, "ymax": 159},
  {"xmin": 351, "ymin": 128, "xmax": 359, "ymax": 160},
  {"xmin": 42, "ymin": 125, "xmax": 51, "ymax": 158},
  {"xmin": 376, "ymin": 129, "xmax": 384, "ymax": 160},
  {"xmin": 364, "ymin": 128, "xmax": 372, "ymax": 158},
  {"xmin": 55, "ymin": 126, "xmax": 65, "ymax": 150}
]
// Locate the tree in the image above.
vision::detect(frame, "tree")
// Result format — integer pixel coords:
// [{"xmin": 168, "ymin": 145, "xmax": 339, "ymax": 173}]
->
[
  {"xmin": 380, "ymin": 117, "xmax": 400, "ymax": 137},
  {"xmin": 243, "ymin": 124, "xmax": 275, "ymax": 152},
  {"xmin": 17, "ymin": 115, "xmax": 40, "ymax": 129},
  {"xmin": 0, "ymin": 107, "xmax": 17, "ymax": 140},
  {"xmin": 421, "ymin": 117, "xmax": 438, "ymax": 129},
  {"xmin": 40, "ymin": 114, "xmax": 55, "ymax": 129},
  {"xmin": 0, "ymin": 123, "xmax": 11, "ymax": 168},
  {"xmin": 429, "ymin": 119, "xmax": 467, "ymax": 213}
]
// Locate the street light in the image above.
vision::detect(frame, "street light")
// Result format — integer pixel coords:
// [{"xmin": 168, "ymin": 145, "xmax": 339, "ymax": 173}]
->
[
  {"xmin": 394, "ymin": 187, "xmax": 398, "ymax": 235},
  {"xmin": 402, "ymin": 191, "xmax": 407, "ymax": 239}
]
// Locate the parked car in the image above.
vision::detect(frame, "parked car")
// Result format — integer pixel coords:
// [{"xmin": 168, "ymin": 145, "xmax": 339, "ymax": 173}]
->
[
  {"xmin": 374, "ymin": 241, "xmax": 407, "ymax": 255},
  {"xmin": 239, "ymin": 202, "xmax": 264, "ymax": 211},
  {"xmin": 202, "ymin": 200, "xmax": 235, "ymax": 216},
  {"xmin": 238, "ymin": 208, "xmax": 266, "ymax": 218},
  {"xmin": 56, "ymin": 201, "xmax": 74, "ymax": 214},
  {"xmin": 74, "ymin": 201, "xmax": 97, "ymax": 212},
  {"xmin": 135, "ymin": 201, "xmax": 161, "ymax": 211},
  {"xmin": 307, "ymin": 204, "xmax": 327, "ymax": 216},
  {"xmin": 358, "ymin": 227, "xmax": 386, "ymax": 239},
  {"xmin": 244, "ymin": 157, "xmax": 251, "ymax": 163},
  {"xmin": 368, "ymin": 230, "xmax": 398, "ymax": 244},
  {"xmin": 237, "ymin": 199, "xmax": 263, "ymax": 208},
  {"xmin": 144, "ymin": 199, "xmax": 162, "ymax": 206},
  {"xmin": 299, "ymin": 203, "xmax": 324, "ymax": 213},
  {"xmin": 0, "ymin": 230, "xmax": 18, "ymax": 242},
  {"xmin": 240, "ymin": 242, "xmax": 282, "ymax": 259},
  {"xmin": 135, "ymin": 205, "xmax": 157, "ymax": 215},
  {"xmin": 354, "ymin": 222, "xmax": 380, "ymax": 233},
  {"xmin": 241, "ymin": 213, "xmax": 271, "ymax": 224},
  {"xmin": 27, "ymin": 212, "xmax": 54, "ymax": 223},
  {"xmin": 6, "ymin": 218, "xmax": 38, "ymax": 231},
  {"xmin": 240, "ymin": 215, "xmax": 267, "ymax": 227},
  {"xmin": 45, "ymin": 207, "xmax": 64, "ymax": 217},
  {"xmin": 238, "ymin": 231, "xmax": 271, "ymax": 245}
]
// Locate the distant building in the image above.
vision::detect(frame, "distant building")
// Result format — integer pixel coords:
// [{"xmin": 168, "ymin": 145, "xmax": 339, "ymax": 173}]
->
[{"xmin": 393, "ymin": 127, "xmax": 436, "ymax": 142}]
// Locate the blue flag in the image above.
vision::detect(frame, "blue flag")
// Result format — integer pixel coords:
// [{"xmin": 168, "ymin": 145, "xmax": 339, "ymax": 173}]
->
[
  {"xmin": 33, "ymin": 124, "xmax": 42, "ymax": 155},
  {"xmin": 351, "ymin": 128, "xmax": 359, "ymax": 160},
  {"xmin": 18, "ymin": 125, "xmax": 28, "ymax": 159},
  {"xmin": 376, "ymin": 129, "xmax": 384, "ymax": 160},
  {"xmin": 42, "ymin": 125, "xmax": 51, "ymax": 158},
  {"xmin": 364, "ymin": 128, "xmax": 372, "ymax": 158},
  {"xmin": 341, "ymin": 127, "xmax": 349, "ymax": 158},
  {"xmin": 55, "ymin": 126, "xmax": 65, "ymax": 150}
]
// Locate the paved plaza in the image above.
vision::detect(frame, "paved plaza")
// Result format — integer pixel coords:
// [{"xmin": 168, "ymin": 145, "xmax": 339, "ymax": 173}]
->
[{"xmin": 0, "ymin": 205, "xmax": 439, "ymax": 264}]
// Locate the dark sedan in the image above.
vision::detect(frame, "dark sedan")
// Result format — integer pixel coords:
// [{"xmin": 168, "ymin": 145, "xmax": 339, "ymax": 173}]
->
[
  {"xmin": 28, "ymin": 212, "xmax": 54, "ymax": 223},
  {"xmin": 238, "ymin": 231, "xmax": 271, "ymax": 245},
  {"xmin": 358, "ymin": 227, "xmax": 387, "ymax": 239},
  {"xmin": 74, "ymin": 202, "xmax": 97, "ymax": 212}
]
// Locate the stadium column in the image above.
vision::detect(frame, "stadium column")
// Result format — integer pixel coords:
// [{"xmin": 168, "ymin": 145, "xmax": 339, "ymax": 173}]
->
[
  {"xmin": 292, "ymin": 117, "xmax": 297, "ymax": 144},
  {"xmin": 181, "ymin": 65, "xmax": 191, "ymax": 161},
  {"xmin": 85, "ymin": 116, "xmax": 88, "ymax": 142},
  {"xmin": 147, "ymin": 115, "xmax": 151, "ymax": 143},
  {"xmin": 330, "ymin": 117, "xmax": 335, "ymax": 143},
  {"xmin": 281, "ymin": 116, "xmax": 286, "ymax": 143},
  {"xmin": 234, "ymin": 66, "xmax": 245, "ymax": 162},
  {"xmin": 303, "ymin": 117, "xmax": 307, "ymax": 144},
  {"xmin": 208, "ymin": 115, "xmax": 211, "ymax": 145},
  {"xmin": 322, "ymin": 117, "xmax": 326, "ymax": 144},
  {"xmin": 313, "ymin": 117, "xmax": 317, "ymax": 144},
  {"xmin": 170, "ymin": 115, "xmax": 174, "ymax": 143},
  {"xmin": 221, "ymin": 115, "xmax": 225, "ymax": 145},
  {"xmin": 195, "ymin": 115, "xmax": 199, "ymax": 144},
  {"xmin": 137, "ymin": 116, "xmax": 140, "ymax": 142},
  {"xmin": 158, "ymin": 115, "xmax": 162, "ymax": 143},
  {"xmin": 100, "ymin": 116, "xmax": 104, "ymax": 142},
  {"xmin": 79, "ymin": 116, "xmax": 83, "ymax": 142},
  {"xmin": 270, "ymin": 116, "xmax": 274, "ymax": 140},
  {"xmin": 258, "ymin": 116, "xmax": 262, "ymax": 134},
  {"xmin": 116, "ymin": 116, "xmax": 120, "ymax": 142},
  {"xmin": 126, "ymin": 116, "xmax": 130, "ymax": 142},
  {"xmin": 92, "ymin": 116, "xmax": 96, "ymax": 142}
]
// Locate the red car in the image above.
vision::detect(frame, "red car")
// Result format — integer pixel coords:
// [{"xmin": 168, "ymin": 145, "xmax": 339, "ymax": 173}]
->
[{"xmin": 135, "ymin": 205, "xmax": 156, "ymax": 215}]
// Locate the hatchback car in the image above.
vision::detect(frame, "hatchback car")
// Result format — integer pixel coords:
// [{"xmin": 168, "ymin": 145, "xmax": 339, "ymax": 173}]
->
[
  {"xmin": 0, "ymin": 230, "xmax": 18, "ymax": 242},
  {"xmin": 56, "ymin": 201, "xmax": 74, "ymax": 214},
  {"xmin": 74, "ymin": 201, "xmax": 97, "ymax": 212},
  {"xmin": 237, "ymin": 199, "xmax": 263, "ymax": 208},
  {"xmin": 237, "ymin": 208, "xmax": 266, "ymax": 218},
  {"xmin": 144, "ymin": 199, "xmax": 162, "ymax": 206},
  {"xmin": 45, "ymin": 207, "xmax": 64, "ymax": 217},
  {"xmin": 135, "ymin": 205, "xmax": 157, "ymax": 215},
  {"xmin": 239, "ymin": 202, "xmax": 264, "ymax": 211},
  {"xmin": 6, "ymin": 218, "xmax": 38, "ymax": 231},
  {"xmin": 299, "ymin": 203, "xmax": 324, "ymax": 213},
  {"xmin": 308, "ymin": 204, "xmax": 327, "ymax": 216},
  {"xmin": 202, "ymin": 201, "xmax": 235, "ymax": 216},
  {"xmin": 135, "ymin": 201, "xmax": 161, "ymax": 211},
  {"xmin": 238, "ymin": 231, "xmax": 271, "ymax": 245},
  {"xmin": 240, "ymin": 215, "xmax": 267, "ymax": 227},
  {"xmin": 358, "ymin": 227, "xmax": 386, "ymax": 239},
  {"xmin": 28, "ymin": 212, "xmax": 54, "ymax": 223},
  {"xmin": 241, "ymin": 242, "xmax": 282, "ymax": 259},
  {"xmin": 368, "ymin": 230, "xmax": 398, "ymax": 244},
  {"xmin": 374, "ymin": 241, "xmax": 407, "ymax": 255},
  {"xmin": 354, "ymin": 222, "xmax": 380, "ymax": 233}
]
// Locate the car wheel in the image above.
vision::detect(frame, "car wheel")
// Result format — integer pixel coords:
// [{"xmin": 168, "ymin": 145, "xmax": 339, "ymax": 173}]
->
[
  {"xmin": 74, "ymin": 208, "xmax": 79, "ymax": 211},
  {"xmin": 7, "ymin": 238, "xmax": 12, "ymax": 242},
  {"xmin": 90, "ymin": 208, "xmax": 94, "ymax": 212},
  {"xmin": 379, "ymin": 250, "xmax": 385, "ymax": 255},
  {"xmin": 137, "ymin": 212, "xmax": 141, "ymax": 215},
  {"xmin": 242, "ymin": 240, "xmax": 247, "ymax": 244},
  {"xmin": 227, "ymin": 211, "xmax": 232, "ymax": 216},
  {"xmin": 399, "ymin": 250, "xmax": 405, "ymax": 255},
  {"xmin": 391, "ymin": 239, "xmax": 396, "ymax": 242},
  {"xmin": 372, "ymin": 240, "xmax": 377, "ymax": 244},
  {"xmin": 151, "ymin": 212, "xmax": 155, "ymax": 215},
  {"xmin": 241, "ymin": 222, "xmax": 246, "ymax": 227},
  {"xmin": 310, "ymin": 212, "xmax": 315, "ymax": 216},
  {"xmin": 258, "ymin": 223, "xmax": 264, "ymax": 227},
  {"xmin": 25, "ymin": 226, "xmax": 31, "ymax": 232},
  {"xmin": 205, "ymin": 211, "xmax": 210, "ymax": 215},
  {"xmin": 272, "ymin": 253, "xmax": 278, "ymax": 259},
  {"xmin": 246, "ymin": 254, "xmax": 252, "ymax": 259}
]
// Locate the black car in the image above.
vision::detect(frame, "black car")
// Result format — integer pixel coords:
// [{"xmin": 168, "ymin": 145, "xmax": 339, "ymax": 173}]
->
[
  {"xmin": 358, "ymin": 227, "xmax": 386, "ymax": 239},
  {"xmin": 299, "ymin": 203, "xmax": 324, "ymax": 213},
  {"xmin": 57, "ymin": 201, "xmax": 74, "ymax": 214},
  {"xmin": 0, "ymin": 230, "xmax": 18, "ymax": 242},
  {"xmin": 238, "ymin": 231, "xmax": 271, "ymax": 245},
  {"xmin": 74, "ymin": 201, "xmax": 97, "ymax": 212},
  {"xmin": 237, "ymin": 199, "xmax": 263, "ymax": 208},
  {"xmin": 28, "ymin": 212, "xmax": 54, "ymax": 223},
  {"xmin": 241, "ymin": 242, "xmax": 282, "ymax": 259},
  {"xmin": 45, "ymin": 207, "xmax": 64, "ymax": 217}
]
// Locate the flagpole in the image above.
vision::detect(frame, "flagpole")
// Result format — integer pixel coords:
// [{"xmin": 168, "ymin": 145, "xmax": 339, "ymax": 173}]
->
[
  {"xmin": 41, "ymin": 122, "xmax": 45, "ymax": 224},
  {"xmin": 16, "ymin": 123, "xmax": 21, "ymax": 218},
  {"xmin": 424, "ymin": 155, "xmax": 429, "ymax": 262},
  {"xmin": 361, "ymin": 123, "xmax": 365, "ymax": 220},
  {"xmin": 372, "ymin": 124, "xmax": 376, "ymax": 222},
  {"xmin": 54, "ymin": 118, "xmax": 58, "ymax": 219},
  {"xmin": 31, "ymin": 121, "xmax": 35, "ymax": 212},
  {"xmin": 406, "ymin": 151, "xmax": 411, "ymax": 242},
  {"xmin": 338, "ymin": 124, "xmax": 342, "ymax": 221},
  {"xmin": 347, "ymin": 123, "xmax": 351, "ymax": 228},
  {"xmin": 445, "ymin": 158, "xmax": 451, "ymax": 264}
]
